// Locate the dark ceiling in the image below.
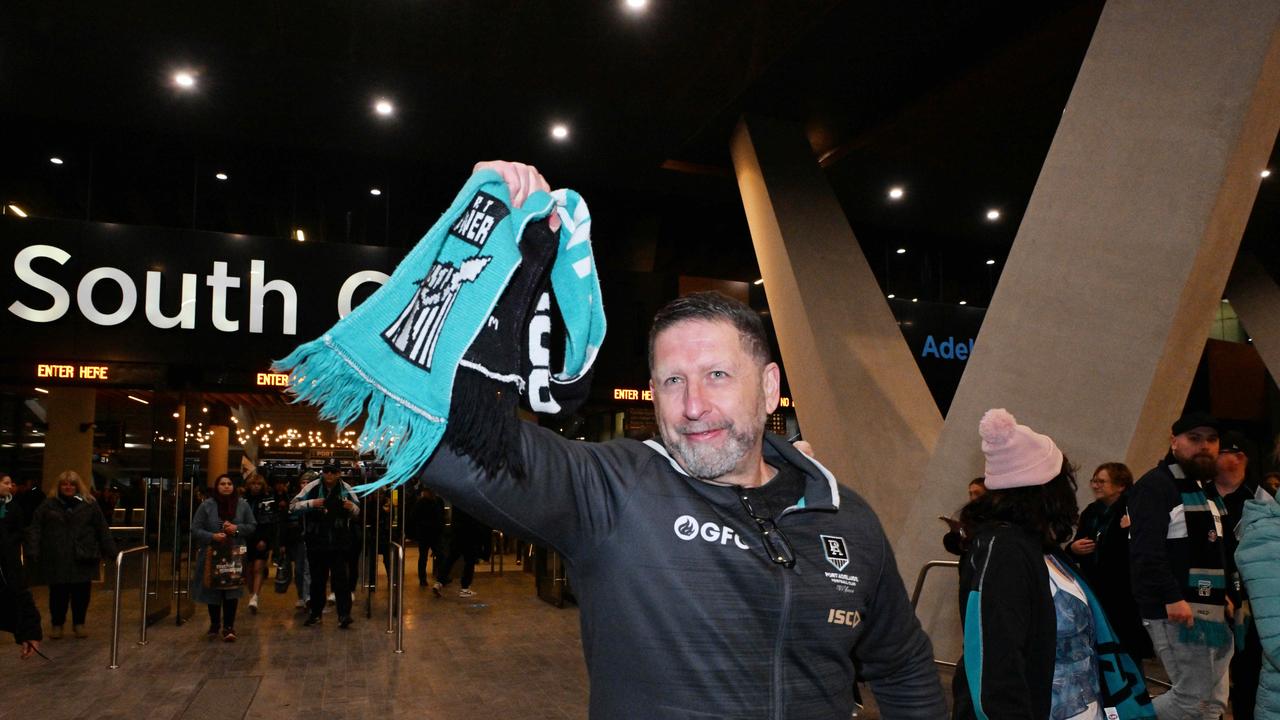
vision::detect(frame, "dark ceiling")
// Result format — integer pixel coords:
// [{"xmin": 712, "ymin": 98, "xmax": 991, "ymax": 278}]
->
[{"xmin": 2, "ymin": 0, "xmax": 1277, "ymax": 309}]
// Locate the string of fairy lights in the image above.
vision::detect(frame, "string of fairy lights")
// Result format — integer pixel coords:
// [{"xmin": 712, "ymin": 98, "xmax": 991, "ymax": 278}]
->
[{"xmin": 153, "ymin": 418, "xmax": 361, "ymax": 449}]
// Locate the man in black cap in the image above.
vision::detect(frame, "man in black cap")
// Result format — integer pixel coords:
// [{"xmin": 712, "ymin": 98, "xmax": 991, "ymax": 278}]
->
[
  {"xmin": 1128, "ymin": 412, "xmax": 1233, "ymax": 719},
  {"xmin": 1207, "ymin": 431, "xmax": 1276, "ymax": 720},
  {"xmin": 290, "ymin": 462, "xmax": 360, "ymax": 628}
]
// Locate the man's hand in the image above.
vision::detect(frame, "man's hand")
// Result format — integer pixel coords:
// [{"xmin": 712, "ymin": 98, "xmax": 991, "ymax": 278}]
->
[
  {"xmin": 1069, "ymin": 538, "xmax": 1096, "ymax": 556},
  {"xmin": 1226, "ymin": 596, "xmax": 1235, "ymax": 621},
  {"xmin": 472, "ymin": 161, "xmax": 560, "ymax": 231},
  {"xmin": 212, "ymin": 532, "xmax": 227, "ymax": 543},
  {"xmin": 20, "ymin": 640, "xmax": 39, "ymax": 660},
  {"xmin": 1166, "ymin": 600, "xmax": 1195, "ymax": 627},
  {"xmin": 343, "ymin": 500, "xmax": 356, "ymax": 512},
  {"xmin": 223, "ymin": 522, "xmax": 238, "ymax": 535}
]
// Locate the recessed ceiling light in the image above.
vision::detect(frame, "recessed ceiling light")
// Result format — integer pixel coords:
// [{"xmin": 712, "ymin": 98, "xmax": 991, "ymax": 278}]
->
[
  {"xmin": 911, "ymin": 298, "xmax": 919, "ymax": 303},
  {"xmin": 370, "ymin": 188, "xmax": 382, "ymax": 196},
  {"xmin": 896, "ymin": 248, "xmax": 906, "ymax": 254},
  {"xmin": 985, "ymin": 259, "xmax": 996, "ymax": 265},
  {"xmin": 959, "ymin": 300, "xmax": 967, "ymax": 306},
  {"xmin": 49, "ymin": 157, "xmax": 64, "ymax": 165},
  {"xmin": 886, "ymin": 293, "xmax": 895, "ymax": 299},
  {"xmin": 625, "ymin": 0, "xmax": 648, "ymax": 10},
  {"xmin": 551, "ymin": 124, "xmax": 570, "ymax": 140},
  {"xmin": 986, "ymin": 209, "xmax": 1001, "ymax": 221},
  {"xmin": 295, "ymin": 229, "xmax": 306, "ymax": 242},
  {"xmin": 374, "ymin": 99, "xmax": 394, "ymax": 116},
  {"xmin": 215, "ymin": 172, "xmax": 228, "ymax": 181},
  {"xmin": 173, "ymin": 71, "xmax": 196, "ymax": 89},
  {"xmin": 6, "ymin": 204, "xmax": 28, "ymax": 217},
  {"xmin": 34, "ymin": 387, "xmax": 49, "ymax": 394},
  {"xmin": 1263, "ymin": 169, "xmax": 1273, "ymax": 178},
  {"xmin": 753, "ymin": 278, "xmax": 764, "ymax": 285},
  {"xmin": 887, "ymin": 186, "xmax": 904, "ymax": 201}
]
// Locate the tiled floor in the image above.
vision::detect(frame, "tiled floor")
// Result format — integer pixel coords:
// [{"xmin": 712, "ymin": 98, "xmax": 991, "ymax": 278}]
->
[
  {"xmin": 9, "ymin": 556, "xmax": 589, "ymax": 720},
  {"xmin": 7, "ymin": 555, "xmax": 1193, "ymax": 719}
]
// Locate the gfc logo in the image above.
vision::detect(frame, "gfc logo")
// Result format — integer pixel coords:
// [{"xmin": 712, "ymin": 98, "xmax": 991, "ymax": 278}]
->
[{"xmin": 673, "ymin": 515, "xmax": 750, "ymax": 550}]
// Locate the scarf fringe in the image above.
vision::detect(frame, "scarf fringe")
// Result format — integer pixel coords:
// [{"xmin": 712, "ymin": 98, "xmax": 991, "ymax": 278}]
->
[
  {"xmin": 442, "ymin": 369, "xmax": 525, "ymax": 479},
  {"xmin": 273, "ymin": 337, "xmax": 446, "ymax": 495}
]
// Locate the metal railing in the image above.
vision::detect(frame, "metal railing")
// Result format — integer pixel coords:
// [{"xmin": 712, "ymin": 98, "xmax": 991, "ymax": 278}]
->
[
  {"xmin": 489, "ymin": 529, "xmax": 505, "ymax": 576},
  {"xmin": 387, "ymin": 540, "xmax": 405, "ymax": 654},
  {"xmin": 109, "ymin": 544, "xmax": 151, "ymax": 669},
  {"xmin": 909, "ymin": 559, "xmax": 959, "ymax": 669}
]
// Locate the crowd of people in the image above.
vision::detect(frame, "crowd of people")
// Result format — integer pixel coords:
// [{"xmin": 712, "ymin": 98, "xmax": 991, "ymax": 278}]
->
[
  {"xmin": 0, "ymin": 461, "xmax": 491, "ymax": 653},
  {"xmin": 948, "ymin": 409, "xmax": 1279, "ymax": 720}
]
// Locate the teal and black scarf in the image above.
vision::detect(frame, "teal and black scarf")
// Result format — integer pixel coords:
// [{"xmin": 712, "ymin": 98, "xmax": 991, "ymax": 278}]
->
[
  {"xmin": 275, "ymin": 171, "xmax": 605, "ymax": 493},
  {"xmin": 1171, "ymin": 465, "xmax": 1231, "ymax": 647}
]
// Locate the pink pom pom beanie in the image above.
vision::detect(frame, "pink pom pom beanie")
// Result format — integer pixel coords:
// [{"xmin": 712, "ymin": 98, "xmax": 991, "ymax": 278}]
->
[{"xmin": 978, "ymin": 408, "xmax": 1064, "ymax": 489}]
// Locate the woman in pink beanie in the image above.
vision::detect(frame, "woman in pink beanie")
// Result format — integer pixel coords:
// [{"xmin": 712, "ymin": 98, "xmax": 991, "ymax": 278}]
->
[{"xmin": 952, "ymin": 409, "xmax": 1155, "ymax": 720}]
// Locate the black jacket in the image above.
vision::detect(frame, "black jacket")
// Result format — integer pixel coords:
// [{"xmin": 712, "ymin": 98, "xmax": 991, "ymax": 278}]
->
[
  {"xmin": 26, "ymin": 495, "xmax": 117, "ymax": 585},
  {"xmin": 1127, "ymin": 457, "xmax": 1224, "ymax": 619},
  {"xmin": 408, "ymin": 494, "xmax": 445, "ymax": 546},
  {"xmin": 953, "ymin": 525, "xmax": 1057, "ymax": 720},
  {"xmin": 424, "ymin": 424, "xmax": 945, "ymax": 720},
  {"xmin": 1067, "ymin": 494, "xmax": 1151, "ymax": 660},
  {"xmin": 0, "ymin": 520, "xmax": 40, "ymax": 645}
]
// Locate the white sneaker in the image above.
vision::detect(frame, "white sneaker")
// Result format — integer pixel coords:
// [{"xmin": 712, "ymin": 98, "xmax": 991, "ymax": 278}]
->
[
  {"xmin": 431, "ymin": 581, "xmax": 443, "ymax": 598},
  {"xmin": 248, "ymin": 594, "xmax": 259, "ymax": 613},
  {"xmin": 327, "ymin": 592, "xmax": 336, "ymax": 605},
  {"xmin": 459, "ymin": 588, "xmax": 476, "ymax": 598}
]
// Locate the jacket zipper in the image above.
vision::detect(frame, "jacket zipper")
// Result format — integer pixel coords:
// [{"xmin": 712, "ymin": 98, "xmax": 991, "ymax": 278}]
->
[{"xmin": 772, "ymin": 564, "xmax": 791, "ymax": 720}]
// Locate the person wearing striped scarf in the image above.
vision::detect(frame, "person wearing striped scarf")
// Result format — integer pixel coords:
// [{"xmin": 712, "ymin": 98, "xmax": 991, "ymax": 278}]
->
[{"xmin": 1128, "ymin": 412, "xmax": 1233, "ymax": 719}]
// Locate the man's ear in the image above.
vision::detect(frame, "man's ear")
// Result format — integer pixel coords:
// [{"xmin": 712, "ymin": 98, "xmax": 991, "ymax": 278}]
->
[{"xmin": 762, "ymin": 362, "xmax": 780, "ymax": 413}]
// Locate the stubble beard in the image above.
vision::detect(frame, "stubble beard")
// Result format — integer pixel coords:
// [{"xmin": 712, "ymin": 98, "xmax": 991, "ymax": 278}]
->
[{"xmin": 661, "ymin": 415, "xmax": 765, "ymax": 481}]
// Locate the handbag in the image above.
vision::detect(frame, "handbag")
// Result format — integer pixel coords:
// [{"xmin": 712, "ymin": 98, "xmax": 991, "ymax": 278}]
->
[{"xmin": 203, "ymin": 541, "xmax": 246, "ymax": 590}]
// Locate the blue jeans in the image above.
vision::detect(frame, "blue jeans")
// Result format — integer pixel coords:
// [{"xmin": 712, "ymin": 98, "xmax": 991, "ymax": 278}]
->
[
  {"xmin": 1145, "ymin": 618, "xmax": 1232, "ymax": 720},
  {"xmin": 291, "ymin": 539, "xmax": 311, "ymax": 601}
]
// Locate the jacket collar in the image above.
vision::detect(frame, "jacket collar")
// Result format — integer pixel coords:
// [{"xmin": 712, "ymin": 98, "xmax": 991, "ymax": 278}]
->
[{"xmin": 643, "ymin": 434, "xmax": 840, "ymax": 512}]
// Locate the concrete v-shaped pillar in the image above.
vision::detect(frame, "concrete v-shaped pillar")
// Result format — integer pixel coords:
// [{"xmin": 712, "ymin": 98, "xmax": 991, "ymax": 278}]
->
[
  {"xmin": 897, "ymin": 2, "xmax": 1280, "ymax": 659},
  {"xmin": 731, "ymin": 114, "xmax": 943, "ymax": 534}
]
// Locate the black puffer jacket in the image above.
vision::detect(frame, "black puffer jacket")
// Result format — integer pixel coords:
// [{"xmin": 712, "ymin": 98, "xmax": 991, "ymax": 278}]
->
[
  {"xmin": 26, "ymin": 495, "xmax": 117, "ymax": 585},
  {"xmin": 0, "ymin": 520, "xmax": 40, "ymax": 644}
]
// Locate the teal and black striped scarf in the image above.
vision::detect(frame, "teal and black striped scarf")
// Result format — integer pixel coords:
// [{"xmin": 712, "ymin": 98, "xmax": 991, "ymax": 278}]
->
[
  {"xmin": 275, "ymin": 170, "xmax": 604, "ymax": 493},
  {"xmin": 1172, "ymin": 465, "xmax": 1231, "ymax": 647}
]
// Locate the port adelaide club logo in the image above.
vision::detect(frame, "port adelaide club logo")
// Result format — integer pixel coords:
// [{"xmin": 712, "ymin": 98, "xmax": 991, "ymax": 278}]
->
[
  {"xmin": 382, "ymin": 191, "xmax": 510, "ymax": 370},
  {"xmin": 820, "ymin": 535, "xmax": 850, "ymax": 572}
]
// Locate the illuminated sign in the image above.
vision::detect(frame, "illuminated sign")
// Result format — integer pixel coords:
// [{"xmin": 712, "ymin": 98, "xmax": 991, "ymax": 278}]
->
[
  {"xmin": 36, "ymin": 363, "xmax": 109, "ymax": 381},
  {"xmin": 613, "ymin": 387, "xmax": 653, "ymax": 401},
  {"xmin": 610, "ymin": 388, "xmax": 794, "ymax": 407},
  {"xmin": 256, "ymin": 372, "xmax": 291, "ymax": 388}
]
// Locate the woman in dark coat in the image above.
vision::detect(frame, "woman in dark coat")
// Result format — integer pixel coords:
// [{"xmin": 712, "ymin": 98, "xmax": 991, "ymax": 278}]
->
[
  {"xmin": 190, "ymin": 473, "xmax": 255, "ymax": 641},
  {"xmin": 1067, "ymin": 462, "xmax": 1152, "ymax": 662},
  {"xmin": 26, "ymin": 470, "xmax": 116, "ymax": 639}
]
